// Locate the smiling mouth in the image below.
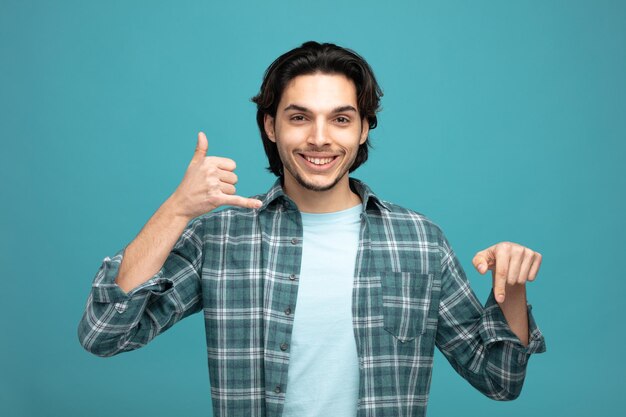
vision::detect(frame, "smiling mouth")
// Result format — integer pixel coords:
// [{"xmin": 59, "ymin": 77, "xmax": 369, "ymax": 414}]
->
[
  {"xmin": 297, "ymin": 153, "xmax": 340, "ymax": 171},
  {"xmin": 302, "ymin": 155, "xmax": 337, "ymax": 166}
]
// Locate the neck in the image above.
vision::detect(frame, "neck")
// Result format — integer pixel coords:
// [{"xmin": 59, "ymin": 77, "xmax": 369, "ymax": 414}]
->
[{"xmin": 282, "ymin": 174, "xmax": 362, "ymax": 213}]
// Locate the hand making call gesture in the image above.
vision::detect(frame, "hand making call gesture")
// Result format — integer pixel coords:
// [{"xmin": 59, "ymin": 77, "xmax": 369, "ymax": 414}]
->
[
  {"xmin": 170, "ymin": 132, "xmax": 263, "ymax": 220},
  {"xmin": 113, "ymin": 132, "xmax": 261, "ymax": 293}
]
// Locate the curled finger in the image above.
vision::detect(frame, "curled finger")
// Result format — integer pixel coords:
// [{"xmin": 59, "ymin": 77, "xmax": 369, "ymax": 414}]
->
[
  {"xmin": 219, "ymin": 170, "xmax": 238, "ymax": 185},
  {"xmin": 220, "ymin": 183, "xmax": 236, "ymax": 195},
  {"xmin": 528, "ymin": 252, "xmax": 543, "ymax": 281}
]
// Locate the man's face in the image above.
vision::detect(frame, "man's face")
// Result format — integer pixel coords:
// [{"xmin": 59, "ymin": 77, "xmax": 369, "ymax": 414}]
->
[{"xmin": 264, "ymin": 73, "xmax": 369, "ymax": 192}]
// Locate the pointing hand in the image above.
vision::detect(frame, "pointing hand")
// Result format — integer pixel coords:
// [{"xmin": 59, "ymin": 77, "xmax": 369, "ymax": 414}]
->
[{"xmin": 472, "ymin": 242, "xmax": 542, "ymax": 303}]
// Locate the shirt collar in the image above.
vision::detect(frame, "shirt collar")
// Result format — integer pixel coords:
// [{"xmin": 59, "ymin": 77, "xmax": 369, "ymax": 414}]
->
[{"xmin": 257, "ymin": 177, "xmax": 391, "ymax": 213}]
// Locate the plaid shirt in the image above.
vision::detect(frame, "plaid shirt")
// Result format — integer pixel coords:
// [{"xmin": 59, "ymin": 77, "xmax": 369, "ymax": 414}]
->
[{"xmin": 78, "ymin": 177, "xmax": 546, "ymax": 417}]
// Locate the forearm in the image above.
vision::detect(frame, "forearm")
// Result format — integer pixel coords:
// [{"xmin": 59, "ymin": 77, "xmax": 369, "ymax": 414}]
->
[
  {"xmin": 495, "ymin": 283, "xmax": 529, "ymax": 346},
  {"xmin": 438, "ymin": 236, "xmax": 546, "ymax": 401},
  {"xmin": 115, "ymin": 195, "xmax": 192, "ymax": 293},
  {"xmin": 79, "ymin": 203, "xmax": 205, "ymax": 357}
]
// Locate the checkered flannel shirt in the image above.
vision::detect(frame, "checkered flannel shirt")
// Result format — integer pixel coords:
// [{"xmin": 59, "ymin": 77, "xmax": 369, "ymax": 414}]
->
[{"xmin": 78, "ymin": 177, "xmax": 546, "ymax": 417}]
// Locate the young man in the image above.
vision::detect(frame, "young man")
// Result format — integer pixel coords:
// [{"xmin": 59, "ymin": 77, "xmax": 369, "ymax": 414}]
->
[{"xmin": 78, "ymin": 41, "xmax": 546, "ymax": 417}]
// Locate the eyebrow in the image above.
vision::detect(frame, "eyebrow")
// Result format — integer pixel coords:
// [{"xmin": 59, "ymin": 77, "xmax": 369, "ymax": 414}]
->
[{"xmin": 282, "ymin": 104, "xmax": 358, "ymax": 114}]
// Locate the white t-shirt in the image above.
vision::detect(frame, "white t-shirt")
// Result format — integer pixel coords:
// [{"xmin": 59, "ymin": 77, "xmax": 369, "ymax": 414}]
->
[{"xmin": 282, "ymin": 203, "xmax": 362, "ymax": 416}]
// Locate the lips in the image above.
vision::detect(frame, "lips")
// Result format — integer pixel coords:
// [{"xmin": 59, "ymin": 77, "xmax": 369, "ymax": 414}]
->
[
  {"xmin": 303, "ymin": 155, "xmax": 334, "ymax": 165},
  {"xmin": 298, "ymin": 153, "xmax": 339, "ymax": 170}
]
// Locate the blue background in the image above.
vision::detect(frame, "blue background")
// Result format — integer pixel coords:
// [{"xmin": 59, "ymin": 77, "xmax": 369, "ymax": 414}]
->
[{"xmin": 2, "ymin": 1, "xmax": 624, "ymax": 416}]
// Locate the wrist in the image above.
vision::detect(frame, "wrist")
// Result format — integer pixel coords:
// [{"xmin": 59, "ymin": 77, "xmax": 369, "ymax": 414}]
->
[
  {"xmin": 162, "ymin": 194, "xmax": 193, "ymax": 224},
  {"xmin": 504, "ymin": 283, "xmax": 527, "ymax": 297}
]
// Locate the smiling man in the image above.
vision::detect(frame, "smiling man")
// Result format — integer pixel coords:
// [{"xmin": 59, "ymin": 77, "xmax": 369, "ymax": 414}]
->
[
  {"xmin": 264, "ymin": 72, "xmax": 368, "ymax": 211},
  {"xmin": 78, "ymin": 41, "xmax": 546, "ymax": 417}
]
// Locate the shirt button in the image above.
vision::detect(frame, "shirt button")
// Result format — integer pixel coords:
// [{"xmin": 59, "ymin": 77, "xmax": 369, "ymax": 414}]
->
[
  {"xmin": 290, "ymin": 237, "xmax": 299, "ymax": 245},
  {"xmin": 274, "ymin": 385, "xmax": 282, "ymax": 394},
  {"xmin": 289, "ymin": 274, "xmax": 296, "ymax": 281},
  {"xmin": 280, "ymin": 343, "xmax": 288, "ymax": 351},
  {"xmin": 284, "ymin": 306, "xmax": 292, "ymax": 315}
]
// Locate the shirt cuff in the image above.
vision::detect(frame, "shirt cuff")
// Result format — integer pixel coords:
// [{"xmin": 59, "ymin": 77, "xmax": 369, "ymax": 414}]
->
[
  {"xmin": 479, "ymin": 291, "xmax": 547, "ymax": 357},
  {"xmin": 90, "ymin": 246, "xmax": 174, "ymax": 304}
]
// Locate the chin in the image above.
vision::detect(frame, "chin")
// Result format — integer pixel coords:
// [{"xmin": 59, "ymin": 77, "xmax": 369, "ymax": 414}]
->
[
  {"xmin": 299, "ymin": 181, "xmax": 337, "ymax": 192},
  {"xmin": 294, "ymin": 172, "xmax": 345, "ymax": 192}
]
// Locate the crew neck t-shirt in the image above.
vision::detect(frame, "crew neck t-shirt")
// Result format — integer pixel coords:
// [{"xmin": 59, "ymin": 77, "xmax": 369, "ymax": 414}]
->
[{"xmin": 282, "ymin": 203, "xmax": 363, "ymax": 416}]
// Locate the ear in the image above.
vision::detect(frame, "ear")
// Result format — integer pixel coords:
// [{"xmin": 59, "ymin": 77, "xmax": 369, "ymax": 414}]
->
[
  {"xmin": 359, "ymin": 117, "xmax": 370, "ymax": 145},
  {"xmin": 264, "ymin": 114, "xmax": 276, "ymax": 142}
]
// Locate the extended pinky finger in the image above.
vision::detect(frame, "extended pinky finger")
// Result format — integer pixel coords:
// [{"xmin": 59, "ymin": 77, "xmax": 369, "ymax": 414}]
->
[{"xmin": 222, "ymin": 195, "xmax": 263, "ymax": 209}]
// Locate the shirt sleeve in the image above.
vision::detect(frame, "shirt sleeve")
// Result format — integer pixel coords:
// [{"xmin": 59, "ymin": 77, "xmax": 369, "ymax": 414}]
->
[
  {"xmin": 435, "ymin": 234, "xmax": 546, "ymax": 400},
  {"xmin": 78, "ymin": 216, "xmax": 205, "ymax": 357}
]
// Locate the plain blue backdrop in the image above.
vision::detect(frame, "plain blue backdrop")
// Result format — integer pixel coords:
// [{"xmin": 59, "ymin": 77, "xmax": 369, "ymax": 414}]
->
[{"xmin": 2, "ymin": 1, "xmax": 625, "ymax": 416}]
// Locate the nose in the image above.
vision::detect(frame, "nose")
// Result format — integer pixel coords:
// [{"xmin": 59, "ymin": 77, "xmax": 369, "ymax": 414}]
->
[{"xmin": 307, "ymin": 117, "xmax": 331, "ymax": 147}]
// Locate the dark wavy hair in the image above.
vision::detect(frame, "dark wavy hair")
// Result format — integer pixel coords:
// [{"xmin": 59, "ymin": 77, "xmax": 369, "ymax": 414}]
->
[{"xmin": 251, "ymin": 41, "xmax": 383, "ymax": 177}]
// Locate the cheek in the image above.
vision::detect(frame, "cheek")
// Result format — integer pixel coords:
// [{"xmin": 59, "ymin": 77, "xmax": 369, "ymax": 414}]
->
[
  {"xmin": 278, "ymin": 125, "xmax": 310, "ymax": 144},
  {"xmin": 337, "ymin": 130, "xmax": 364, "ymax": 151}
]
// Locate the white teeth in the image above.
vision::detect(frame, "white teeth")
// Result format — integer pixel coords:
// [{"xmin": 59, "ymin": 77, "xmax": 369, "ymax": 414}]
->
[{"xmin": 305, "ymin": 156, "xmax": 333, "ymax": 165}]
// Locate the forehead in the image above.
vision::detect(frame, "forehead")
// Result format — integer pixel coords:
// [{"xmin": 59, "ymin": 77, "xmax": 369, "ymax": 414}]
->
[{"xmin": 279, "ymin": 73, "xmax": 358, "ymax": 109}]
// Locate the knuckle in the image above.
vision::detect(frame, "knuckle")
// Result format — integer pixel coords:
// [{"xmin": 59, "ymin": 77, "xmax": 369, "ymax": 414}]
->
[
  {"xmin": 211, "ymin": 196, "xmax": 225, "ymax": 207},
  {"xmin": 205, "ymin": 165, "xmax": 218, "ymax": 176}
]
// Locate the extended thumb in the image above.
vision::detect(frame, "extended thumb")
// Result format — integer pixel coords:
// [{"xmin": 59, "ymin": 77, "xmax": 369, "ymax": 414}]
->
[
  {"xmin": 472, "ymin": 255, "xmax": 489, "ymax": 274},
  {"xmin": 192, "ymin": 132, "xmax": 208, "ymax": 162}
]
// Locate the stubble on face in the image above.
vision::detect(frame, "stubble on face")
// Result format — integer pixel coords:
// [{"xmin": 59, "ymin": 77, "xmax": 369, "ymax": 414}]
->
[
  {"xmin": 265, "ymin": 73, "xmax": 369, "ymax": 200},
  {"xmin": 277, "ymin": 142, "xmax": 360, "ymax": 192}
]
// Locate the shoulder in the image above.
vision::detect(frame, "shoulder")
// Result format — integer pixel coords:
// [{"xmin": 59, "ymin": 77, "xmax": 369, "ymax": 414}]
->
[
  {"xmin": 353, "ymin": 177, "xmax": 446, "ymax": 241},
  {"xmin": 366, "ymin": 199, "xmax": 450, "ymax": 274},
  {"xmin": 374, "ymin": 199, "xmax": 446, "ymax": 241}
]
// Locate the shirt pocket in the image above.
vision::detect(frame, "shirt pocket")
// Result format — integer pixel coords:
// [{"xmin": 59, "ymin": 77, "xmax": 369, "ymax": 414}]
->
[{"xmin": 380, "ymin": 272, "xmax": 434, "ymax": 343}]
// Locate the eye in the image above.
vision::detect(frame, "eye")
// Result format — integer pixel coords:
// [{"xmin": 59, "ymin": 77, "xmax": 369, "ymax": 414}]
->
[
  {"xmin": 335, "ymin": 116, "xmax": 350, "ymax": 124},
  {"xmin": 290, "ymin": 114, "xmax": 306, "ymax": 122}
]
